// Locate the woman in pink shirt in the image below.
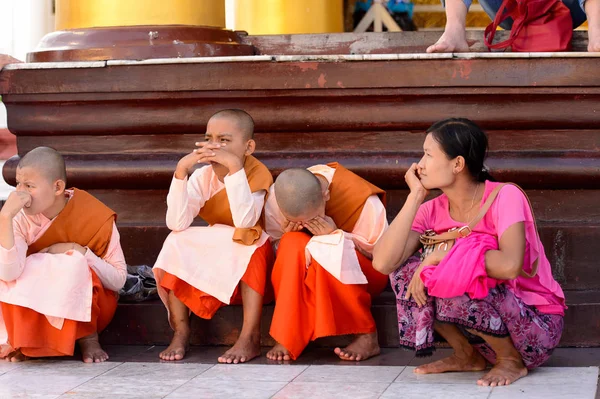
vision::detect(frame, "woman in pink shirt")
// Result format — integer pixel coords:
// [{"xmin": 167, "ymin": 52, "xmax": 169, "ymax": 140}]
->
[{"xmin": 373, "ymin": 118, "xmax": 565, "ymax": 387}]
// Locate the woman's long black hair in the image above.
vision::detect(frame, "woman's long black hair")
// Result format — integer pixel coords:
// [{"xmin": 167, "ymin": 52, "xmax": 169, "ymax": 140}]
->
[{"xmin": 426, "ymin": 118, "xmax": 494, "ymax": 182}]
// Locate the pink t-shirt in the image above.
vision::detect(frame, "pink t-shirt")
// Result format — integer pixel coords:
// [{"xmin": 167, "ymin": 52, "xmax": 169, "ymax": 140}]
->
[{"xmin": 412, "ymin": 181, "xmax": 566, "ymax": 316}]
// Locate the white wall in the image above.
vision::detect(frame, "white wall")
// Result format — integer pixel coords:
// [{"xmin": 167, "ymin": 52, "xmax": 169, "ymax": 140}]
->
[
  {"xmin": 0, "ymin": 0, "xmax": 55, "ymax": 63},
  {"xmin": 225, "ymin": 0, "xmax": 236, "ymax": 30},
  {"xmin": 0, "ymin": 0, "xmax": 55, "ymax": 132}
]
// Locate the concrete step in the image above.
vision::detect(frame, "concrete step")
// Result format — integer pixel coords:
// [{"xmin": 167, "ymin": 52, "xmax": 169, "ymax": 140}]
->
[{"xmin": 100, "ymin": 289, "xmax": 600, "ymax": 348}]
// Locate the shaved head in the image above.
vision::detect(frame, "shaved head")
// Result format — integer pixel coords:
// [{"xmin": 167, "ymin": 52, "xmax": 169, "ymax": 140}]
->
[
  {"xmin": 274, "ymin": 168, "xmax": 324, "ymax": 219},
  {"xmin": 209, "ymin": 109, "xmax": 255, "ymax": 140},
  {"xmin": 18, "ymin": 147, "xmax": 67, "ymax": 183}
]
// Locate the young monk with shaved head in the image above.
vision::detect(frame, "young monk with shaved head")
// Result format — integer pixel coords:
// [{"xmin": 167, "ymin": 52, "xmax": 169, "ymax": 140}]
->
[
  {"xmin": 153, "ymin": 109, "xmax": 274, "ymax": 363},
  {"xmin": 0, "ymin": 147, "xmax": 126, "ymax": 363},
  {"xmin": 264, "ymin": 164, "xmax": 389, "ymax": 361}
]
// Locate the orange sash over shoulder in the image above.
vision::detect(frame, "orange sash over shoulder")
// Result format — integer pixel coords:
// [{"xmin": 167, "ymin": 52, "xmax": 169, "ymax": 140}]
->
[
  {"xmin": 27, "ymin": 188, "xmax": 116, "ymax": 257},
  {"xmin": 199, "ymin": 155, "xmax": 273, "ymax": 245},
  {"xmin": 324, "ymin": 162, "xmax": 386, "ymax": 232}
]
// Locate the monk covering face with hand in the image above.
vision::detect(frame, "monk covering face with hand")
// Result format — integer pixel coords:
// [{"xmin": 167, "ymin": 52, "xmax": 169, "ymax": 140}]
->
[
  {"xmin": 274, "ymin": 169, "xmax": 337, "ymax": 237},
  {"xmin": 153, "ymin": 109, "xmax": 274, "ymax": 364},
  {"xmin": 0, "ymin": 147, "xmax": 126, "ymax": 363},
  {"xmin": 264, "ymin": 165, "xmax": 389, "ymax": 362}
]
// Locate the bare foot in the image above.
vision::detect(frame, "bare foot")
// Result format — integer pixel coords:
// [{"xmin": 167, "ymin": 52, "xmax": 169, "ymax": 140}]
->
[
  {"xmin": 477, "ymin": 358, "xmax": 527, "ymax": 387},
  {"xmin": 589, "ymin": 42, "xmax": 600, "ymax": 52},
  {"xmin": 78, "ymin": 333, "xmax": 109, "ymax": 363},
  {"xmin": 427, "ymin": 28, "xmax": 470, "ymax": 53},
  {"xmin": 4, "ymin": 349, "xmax": 28, "ymax": 362},
  {"xmin": 334, "ymin": 332, "xmax": 381, "ymax": 362},
  {"xmin": 266, "ymin": 343, "xmax": 291, "ymax": 361},
  {"xmin": 589, "ymin": 29, "xmax": 600, "ymax": 52},
  {"xmin": 415, "ymin": 349, "xmax": 487, "ymax": 374},
  {"xmin": 159, "ymin": 329, "xmax": 190, "ymax": 361},
  {"xmin": 586, "ymin": 0, "xmax": 600, "ymax": 52},
  {"xmin": 218, "ymin": 334, "xmax": 260, "ymax": 364}
]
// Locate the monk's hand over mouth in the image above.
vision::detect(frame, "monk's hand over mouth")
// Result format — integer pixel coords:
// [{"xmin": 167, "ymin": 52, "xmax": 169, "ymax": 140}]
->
[
  {"xmin": 174, "ymin": 143, "xmax": 221, "ymax": 179},
  {"xmin": 303, "ymin": 216, "xmax": 337, "ymax": 236},
  {"xmin": 207, "ymin": 147, "xmax": 243, "ymax": 176},
  {"xmin": 0, "ymin": 191, "xmax": 32, "ymax": 219},
  {"xmin": 193, "ymin": 142, "xmax": 223, "ymax": 165},
  {"xmin": 405, "ymin": 264, "xmax": 428, "ymax": 307},
  {"xmin": 39, "ymin": 242, "xmax": 87, "ymax": 255}
]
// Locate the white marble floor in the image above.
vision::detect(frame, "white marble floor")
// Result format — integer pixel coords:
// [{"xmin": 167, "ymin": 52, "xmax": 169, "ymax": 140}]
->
[{"xmin": 0, "ymin": 360, "xmax": 596, "ymax": 399}]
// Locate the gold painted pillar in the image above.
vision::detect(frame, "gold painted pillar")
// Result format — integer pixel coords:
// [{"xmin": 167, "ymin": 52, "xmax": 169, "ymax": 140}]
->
[
  {"xmin": 233, "ymin": 0, "xmax": 344, "ymax": 35},
  {"xmin": 55, "ymin": 0, "xmax": 226, "ymax": 30}
]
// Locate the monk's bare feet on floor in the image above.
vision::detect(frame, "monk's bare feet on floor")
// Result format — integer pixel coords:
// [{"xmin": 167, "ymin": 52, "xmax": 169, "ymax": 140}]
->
[
  {"xmin": 477, "ymin": 358, "xmax": 527, "ymax": 387},
  {"xmin": 159, "ymin": 329, "xmax": 190, "ymax": 361},
  {"xmin": 5, "ymin": 349, "xmax": 27, "ymax": 362},
  {"xmin": 335, "ymin": 332, "xmax": 381, "ymax": 362},
  {"xmin": 415, "ymin": 349, "xmax": 487, "ymax": 374},
  {"xmin": 427, "ymin": 28, "xmax": 470, "ymax": 53},
  {"xmin": 266, "ymin": 343, "xmax": 291, "ymax": 361},
  {"xmin": 78, "ymin": 333, "xmax": 109, "ymax": 363},
  {"xmin": 218, "ymin": 334, "xmax": 260, "ymax": 364}
]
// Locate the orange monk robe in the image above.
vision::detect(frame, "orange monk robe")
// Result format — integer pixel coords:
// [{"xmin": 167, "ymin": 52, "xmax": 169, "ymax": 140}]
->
[
  {"xmin": 153, "ymin": 155, "xmax": 274, "ymax": 320},
  {"xmin": 0, "ymin": 189, "xmax": 126, "ymax": 358},
  {"xmin": 264, "ymin": 163, "xmax": 389, "ymax": 360}
]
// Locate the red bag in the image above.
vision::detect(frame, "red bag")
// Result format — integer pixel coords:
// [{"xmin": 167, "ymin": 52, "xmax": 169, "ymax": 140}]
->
[{"xmin": 484, "ymin": 0, "xmax": 573, "ymax": 52}]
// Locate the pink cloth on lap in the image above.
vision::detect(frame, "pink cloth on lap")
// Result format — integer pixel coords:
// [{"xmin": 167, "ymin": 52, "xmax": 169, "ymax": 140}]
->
[
  {"xmin": 420, "ymin": 233, "xmax": 500, "ymax": 299},
  {"xmin": 411, "ymin": 181, "xmax": 565, "ymax": 315}
]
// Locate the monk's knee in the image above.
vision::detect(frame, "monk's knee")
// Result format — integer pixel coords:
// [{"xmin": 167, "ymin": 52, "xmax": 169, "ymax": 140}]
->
[
  {"xmin": 280, "ymin": 231, "xmax": 311, "ymax": 242},
  {"xmin": 278, "ymin": 231, "xmax": 312, "ymax": 251}
]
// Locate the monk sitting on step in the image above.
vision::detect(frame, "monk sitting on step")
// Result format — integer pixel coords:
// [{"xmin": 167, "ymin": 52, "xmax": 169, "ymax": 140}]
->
[
  {"xmin": 0, "ymin": 147, "xmax": 126, "ymax": 363},
  {"xmin": 153, "ymin": 109, "xmax": 274, "ymax": 364},
  {"xmin": 264, "ymin": 165, "xmax": 389, "ymax": 362}
]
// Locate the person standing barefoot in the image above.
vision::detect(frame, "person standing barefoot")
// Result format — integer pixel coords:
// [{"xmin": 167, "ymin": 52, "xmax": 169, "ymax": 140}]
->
[
  {"xmin": 586, "ymin": 0, "xmax": 600, "ymax": 51},
  {"xmin": 427, "ymin": 0, "xmax": 594, "ymax": 52},
  {"xmin": 427, "ymin": 0, "xmax": 471, "ymax": 53}
]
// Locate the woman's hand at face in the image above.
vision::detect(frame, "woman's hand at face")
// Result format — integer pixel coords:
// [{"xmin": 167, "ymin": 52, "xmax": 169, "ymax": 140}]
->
[{"xmin": 405, "ymin": 163, "xmax": 429, "ymax": 199}]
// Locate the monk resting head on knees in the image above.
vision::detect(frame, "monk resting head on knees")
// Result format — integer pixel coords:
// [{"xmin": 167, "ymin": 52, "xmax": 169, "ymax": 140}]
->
[
  {"xmin": 267, "ymin": 166, "xmax": 386, "ymax": 363},
  {"xmin": 1, "ymin": 146, "xmax": 120, "ymax": 363},
  {"xmin": 273, "ymin": 168, "xmax": 337, "ymax": 236}
]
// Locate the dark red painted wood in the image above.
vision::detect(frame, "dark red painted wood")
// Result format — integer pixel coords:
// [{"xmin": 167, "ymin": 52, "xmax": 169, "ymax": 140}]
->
[{"xmin": 1, "ymin": 31, "xmax": 599, "ymax": 347}]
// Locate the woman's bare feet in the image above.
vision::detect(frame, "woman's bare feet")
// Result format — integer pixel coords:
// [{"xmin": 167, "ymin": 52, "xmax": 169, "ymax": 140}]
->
[
  {"xmin": 159, "ymin": 329, "xmax": 190, "ymax": 361},
  {"xmin": 427, "ymin": 27, "xmax": 470, "ymax": 53},
  {"xmin": 334, "ymin": 332, "xmax": 381, "ymax": 362},
  {"xmin": 4, "ymin": 349, "xmax": 27, "ymax": 362},
  {"xmin": 477, "ymin": 357, "xmax": 528, "ymax": 387},
  {"xmin": 415, "ymin": 348, "xmax": 487, "ymax": 374},
  {"xmin": 266, "ymin": 343, "xmax": 291, "ymax": 361},
  {"xmin": 218, "ymin": 333, "xmax": 261, "ymax": 364},
  {"xmin": 78, "ymin": 333, "xmax": 109, "ymax": 363}
]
